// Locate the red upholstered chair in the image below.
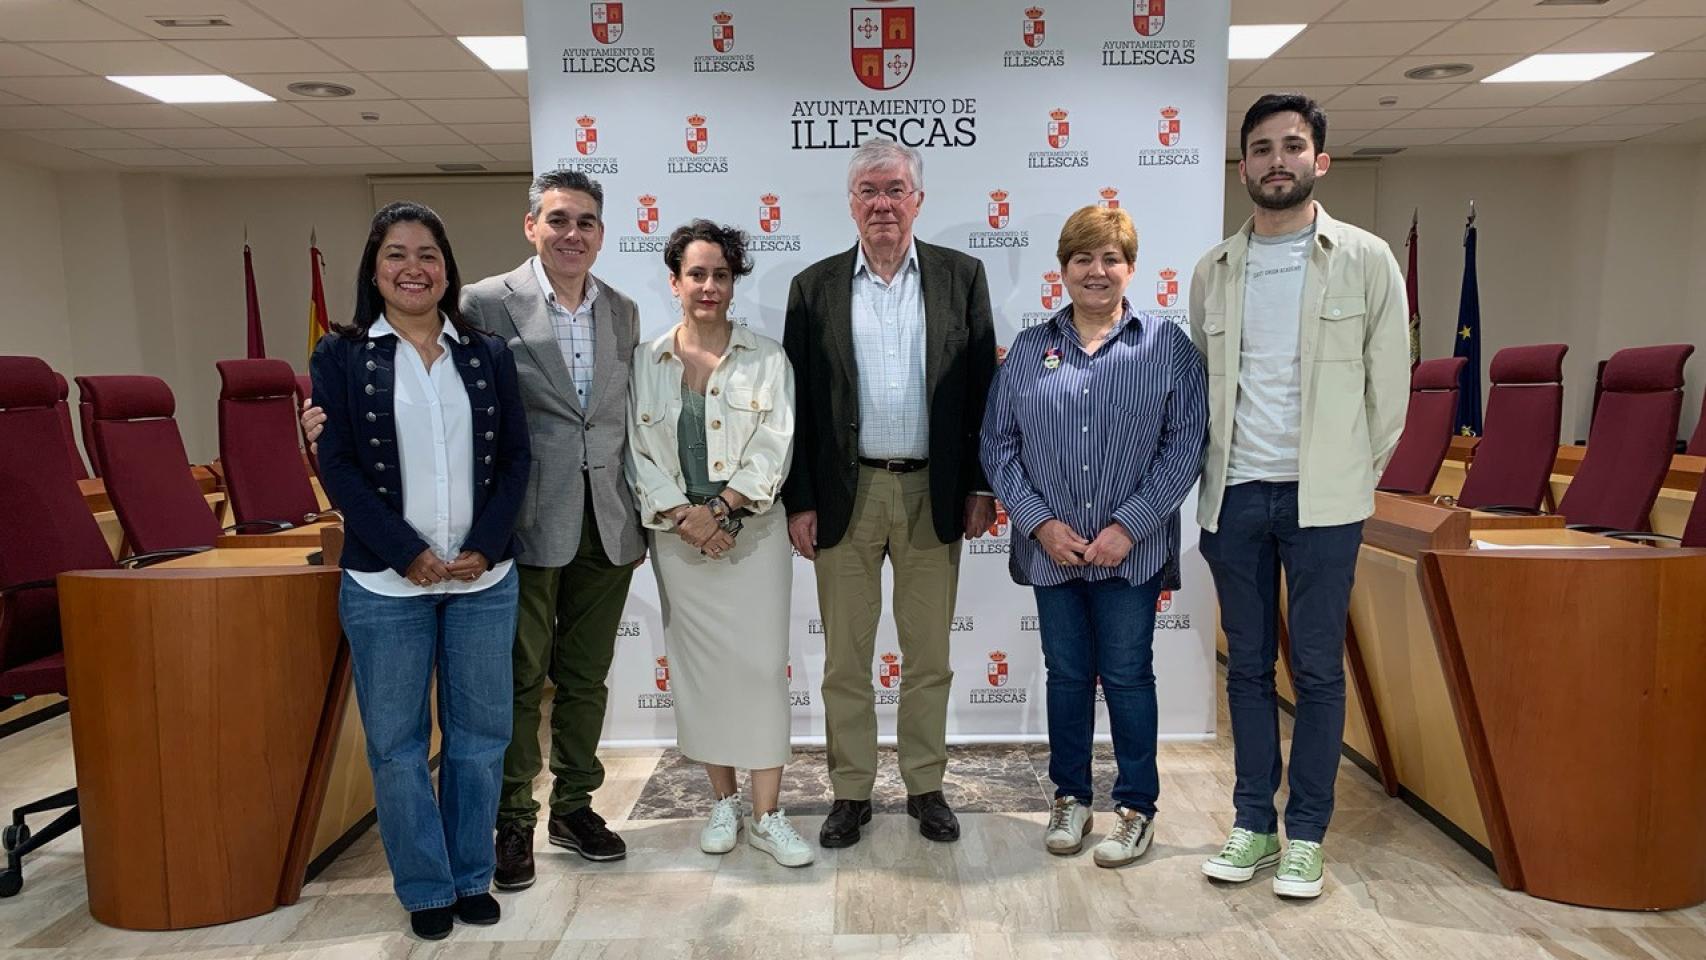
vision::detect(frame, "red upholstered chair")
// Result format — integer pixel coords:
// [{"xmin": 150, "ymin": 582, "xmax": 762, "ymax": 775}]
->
[
  {"xmin": 1558, "ymin": 344, "xmax": 1695, "ymax": 531},
  {"xmin": 0, "ymin": 357, "xmax": 198, "ymax": 897},
  {"xmin": 216, "ymin": 359, "xmax": 324, "ymax": 527},
  {"xmin": 1378, "ymin": 356, "xmax": 1468, "ymax": 495},
  {"xmin": 1454, "ymin": 344, "xmax": 1569, "ymax": 512},
  {"xmin": 50, "ymin": 372, "xmax": 88, "ymax": 482},
  {"xmin": 76, "ymin": 396, "xmax": 101, "ymax": 478},
  {"xmin": 77, "ymin": 375, "xmax": 236, "ymax": 555},
  {"xmin": 1687, "ymin": 393, "xmax": 1705, "ymax": 457}
]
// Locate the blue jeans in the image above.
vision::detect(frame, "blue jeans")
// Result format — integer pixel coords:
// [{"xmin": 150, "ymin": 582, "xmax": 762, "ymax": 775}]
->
[
  {"xmin": 339, "ymin": 567, "xmax": 518, "ymax": 911},
  {"xmin": 1199, "ymin": 481, "xmax": 1363, "ymax": 843},
  {"xmin": 1033, "ymin": 572, "xmax": 1164, "ymax": 816}
]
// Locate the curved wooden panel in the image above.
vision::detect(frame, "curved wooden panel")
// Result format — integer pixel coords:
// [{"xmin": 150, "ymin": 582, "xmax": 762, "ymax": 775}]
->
[
  {"xmin": 57, "ymin": 566, "xmax": 344, "ymax": 930},
  {"xmin": 1419, "ymin": 548, "xmax": 1706, "ymax": 910}
]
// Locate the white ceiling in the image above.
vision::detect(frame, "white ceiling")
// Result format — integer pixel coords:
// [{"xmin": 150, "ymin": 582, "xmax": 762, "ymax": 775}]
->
[{"xmin": 0, "ymin": 0, "xmax": 1703, "ymax": 176}]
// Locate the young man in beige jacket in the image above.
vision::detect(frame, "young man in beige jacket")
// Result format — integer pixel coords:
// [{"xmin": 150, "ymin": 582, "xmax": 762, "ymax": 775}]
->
[{"xmin": 1188, "ymin": 94, "xmax": 1409, "ymax": 900}]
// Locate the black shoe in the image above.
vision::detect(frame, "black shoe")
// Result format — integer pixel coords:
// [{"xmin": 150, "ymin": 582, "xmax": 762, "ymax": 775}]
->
[
  {"xmin": 907, "ymin": 791, "xmax": 960, "ymax": 842},
  {"xmin": 493, "ymin": 820, "xmax": 535, "ymax": 891},
  {"xmin": 548, "ymin": 806, "xmax": 627, "ymax": 862},
  {"xmin": 455, "ymin": 892, "xmax": 501, "ymax": 925},
  {"xmin": 410, "ymin": 905, "xmax": 454, "ymax": 940},
  {"xmin": 818, "ymin": 798, "xmax": 873, "ymax": 848}
]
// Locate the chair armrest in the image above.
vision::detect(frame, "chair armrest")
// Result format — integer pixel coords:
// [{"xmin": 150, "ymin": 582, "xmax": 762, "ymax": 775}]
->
[
  {"xmin": 0, "ymin": 578, "xmax": 56, "ymax": 598},
  {"xmin": 1564, "ymin": 524, "xmax": 1616, "ymax": 534},
  {"xmin": 1474, "ymin": 505, "xmax": 1545, "ymax": 516},
  {"xmin": 1602, "ymin": 531, "xmax": 1682, "ymax": 545},
  {"xmin": 120, "ymin": 547, "xmax": 208, "ymax": 568},
  {"xmin": 303, "ymin": 510, "xmax": 342, "ymax": 524},
  {"xmin": 224, "ymin": 520, "xmax": 291, "ymax": 534}
]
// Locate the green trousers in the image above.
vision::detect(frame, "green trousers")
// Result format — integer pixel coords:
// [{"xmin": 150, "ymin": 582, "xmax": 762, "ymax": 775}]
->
[{"xmin": 497, "ymin": 503, "xmax": 635, "ymax": 826}]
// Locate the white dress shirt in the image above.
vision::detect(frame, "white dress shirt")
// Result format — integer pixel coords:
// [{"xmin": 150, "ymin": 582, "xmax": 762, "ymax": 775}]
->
[
  {"xmin": 532, "ymin": 256, "xmax": 598, "ymax": 409},
  {"xmin": 850, "ymin": 240, "xmax": 928, "ymax": 459},
  {"xmin": 349, "ymin": 314, "xmax": 513, "ymax": 597}
]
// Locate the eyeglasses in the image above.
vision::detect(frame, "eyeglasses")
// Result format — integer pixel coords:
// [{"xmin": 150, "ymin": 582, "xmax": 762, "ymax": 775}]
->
[{"xmin": 851, "ymin": 186, "xmax": 918, "ymax": 206}]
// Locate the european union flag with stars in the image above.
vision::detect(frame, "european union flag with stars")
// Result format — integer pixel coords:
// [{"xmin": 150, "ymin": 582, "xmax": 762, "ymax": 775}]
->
[{"xmin": 1453, "ymin": 212, "xmax": 1483, "ymax": 437}]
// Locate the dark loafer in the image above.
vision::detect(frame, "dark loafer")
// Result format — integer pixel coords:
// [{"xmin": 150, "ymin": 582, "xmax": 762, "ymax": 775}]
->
[
  {"xmin": 907, "ymin": 790, "xmax": 960, "ymax": 842},
  {"xmin": 818, "ymin": 798, "xmax": 873, "ymax": 848},
  {"xmin": 454, "ymin": 892, "xmax": 501, "ymax": 925},
  {"xmin": 410, "ymin": 905, "xmax": 454, "ymax": 940}
]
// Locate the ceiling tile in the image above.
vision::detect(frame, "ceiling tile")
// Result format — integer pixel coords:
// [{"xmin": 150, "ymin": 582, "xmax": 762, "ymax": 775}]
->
[
  {"xmin": 0, "ymin": 105, "xmax": 100, "ymax": 129},
  {"xmin": 168, "ymin": 39, "xmax": 355, "ymax": 74},
  {"xmin": 1630, "ymin": 114, "xmax": 1706, "ymax": 142},
  {"xmin": 1545, "ymin": 123, "xmax": 1670, "ymax": 141},
  {"xmin": 0, "ymin": 1, "xmax": 147, "ymax": 42},
  {"xmin": 1318, "ymin": 109, "xmax": 1409, "ymax": 132},
  {"xmin": 0, "ymin": 92, "xmax": 23, "ymax": 106},
  {"xmin": 20, "ymin": 128, "xmax": 157, "ymax": 149},
  {"xmin": 240, "ymin": 126, "xmax": 365, "ymax": 148},
  {"xmin": 1276, "ymin": 22, "xmax": 1445, "ymax": 59},
  {"xmin": 311, "ymin": 38, "xmax": 483, "ymax": 72},
  {"xmin": 178, "ymin": 103, "xmax": 324, "ymax": 128},
  {"xmin": 1592, "ymin": 101, "xmax": 1706, "ymax": 123},
  {"xmin": 451, "ymin": 122, "xmax": 530, "ymax": 144},
  {"xmin": 383, "ymin": 144, "xmax": 493, "ymax": 164},
  {"xmin": 1411, "ymin": 19, "xmax": 1594, "ymax": 56},
  {"xmin": 410, "ymin": 0, "xmax": 525, "ymax": 35},
  {"xmin": 1540, "ymin": 78, "xmax": 1692, "ymax": 106},
  {"xmin": 1385, "ymin": 107, "xmax": 1518, "ymax": 129},
  {"xmin": 294, "ymin": 99, "xmax": 433, "ymax": 125},
  {"xmin": 1361, "ymin": 55, "xmax": 1525, "ymax": 85},
  {"xmin": 1243, "ymin": 57, "xmax": 1391, "ymax": 87},
  {"xmin": 1656, "ymin": 81, "xmax": 1706, "ymax": 102},
  {"xmin": 1326, "ymin": 84, "xmax": 1460, "ymax": 111},
  {"xmin": 1448, "ymin": 126, "xmax": 1575, "ymax": 145},
  {"xmin": 1545, "ymin": 17, "xmax": 1706, "ymax": 53},
  {"xmin": 283, "ymin": 145, "xmax": 399, "ymax": 164},
  {"xmin": 0, "ymin": 76, "xmax": 153, "ymax": 105},
  {"xmin": 500, "ymin": 72, "xmax": 527, "ymax": 96},
  {"xmin": 0, "ymin": 132, "xmax": 120, "ymax": 167},
  {"xmin": 412, "ymin": 98, "xmax": 529, "ymax": 124},
  {"xmin": 64, "ymin": 103, "xmax": 210, "ymax": 128},
  {"xmin": 1350, "ymin": 127, "xmax": 1473, "ymax": 147},
  {"xmin": 261, "ymin": 0, "xmax": 440, "ymax": 39},
  {"xmin": 363, "ymin": 71, "xmax": 513, "ymax": 99},
  {"xmin": 81, "ymin": 147, "xmax": 207, "ymax": 166},
  {"xmin": 1326, "ymin": 0, "xmax": 1488, "ymax": 21},
  {"xmin": 183, "ymin": 147, "xmax": 304, "ymax": 165},
  {"xmin": 1430, "ymin": 81, "xmax": 1581, "ymax": 109},
  {"xmin": 1230, "ymin": 86, "xmax": 1350, "ymax": 111},
  {"xmin": 129, "ymin": 127, "xmax": 264, "ymax": 148},
  {"xmin": 1589, "ymin": 50, "xmax": 1706, "ymax": 81},
  {"xmin": 481, "ymin": 142, "xmax": 532, "ymax": 163},
  {"xmin": 1231, "ymin": 0, "xmax": 1338, "ymax": 24},
  {"xmin": 1502, "ymin": 105, "xmax": 1619, "ymax": 126},
  {"xmin": 82, "ymin": 1, "xmax": 293, "ymax": 40},
  {"xmin": 1473, "ymin": 0, "xmax": 1647, "ymax": 18},
  {"xmin": 23, "ymin": 41, "xmax": 215, "ymax": 74},
  {"xmin": 236, "ymin": 73, "xmax": 399, "ymax": 102},
  {"xmin": 345, "ymin": 124, "xmax": 466, "ymax": 146},
  {"xmin": 1628, "ymin": 0, "xmax": 1706, "ymax": 14},
  {"xmin": 0, "ymin": 42, "xmax": 83, "ymax": 76}
]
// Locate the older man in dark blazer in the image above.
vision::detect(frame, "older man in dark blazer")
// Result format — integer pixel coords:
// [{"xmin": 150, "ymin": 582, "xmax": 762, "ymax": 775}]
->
[{"xmin": 783, "ymin": 137, "xmax": 997, "ymax": 848}]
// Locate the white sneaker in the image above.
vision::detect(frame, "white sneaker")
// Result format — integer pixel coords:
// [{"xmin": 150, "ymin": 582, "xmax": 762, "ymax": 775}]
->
[
  {"xmin": 699, "ymin": 795, "xmax": 742, "ymax": 854},
  {"xmin": 1091, "ymin": 806, "xmax": 1154, "ymax": 869},
  {"xmin": 748, "ymin": 809, "xmax": 814, "ymax": 867},
  {"xmin": 1044, "ymin": 796, "xmax": 1093, "ymax": 856}
]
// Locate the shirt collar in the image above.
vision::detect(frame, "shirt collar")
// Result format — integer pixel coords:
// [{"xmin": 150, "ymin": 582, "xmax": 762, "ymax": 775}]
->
[
  {"xmin": 1218, "ymin": 200, "xmax": 1342, "ymax": 264},
  {"xmin": 645, "ymin": 321, "xmax": 758, "ymax": 364},
  {"xmin": 853, "ymin": 239, "xmax": 919, "ymax": 282},
  {"xmin": 1052, "ymin": 298, "xmax": 1142, "ymax": 341},
  {"xmin": 369, "ymin": 313, "xmax": 456, "ymax": 348},
  {"xmin": 531, "ymin": 255, "xmax": 599, "ymax": 312}
]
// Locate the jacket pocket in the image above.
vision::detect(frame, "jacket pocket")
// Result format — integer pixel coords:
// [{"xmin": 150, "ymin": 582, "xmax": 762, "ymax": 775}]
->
[
  {"xmin": 1201, "ymin": 312, "xmax": 1227, "ymax": 375},
  {"xmin": 1318, "ymin": 295, "xmax": 1367, "ymax": 362}
]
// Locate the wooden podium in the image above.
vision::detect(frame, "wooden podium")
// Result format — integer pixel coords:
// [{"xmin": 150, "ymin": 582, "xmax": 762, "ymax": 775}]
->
[{"xmin": 57, "ymin": 565, "xmax": 350, "ymax": 930}]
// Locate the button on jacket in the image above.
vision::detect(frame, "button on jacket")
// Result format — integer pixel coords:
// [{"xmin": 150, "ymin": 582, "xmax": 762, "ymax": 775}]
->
[
  {"xmin": 626, "ymin": 323, "xmax": 796, "ymax": 531},
  {"xmin": 1187, "ymin": 202, "xmax": 1409, "ymax": 532}
]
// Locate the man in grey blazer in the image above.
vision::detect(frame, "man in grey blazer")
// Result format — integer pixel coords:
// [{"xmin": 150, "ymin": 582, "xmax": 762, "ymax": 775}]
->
[{"xmin": 302, "ymin": 170, "xmax": 644, "ymax": 889}]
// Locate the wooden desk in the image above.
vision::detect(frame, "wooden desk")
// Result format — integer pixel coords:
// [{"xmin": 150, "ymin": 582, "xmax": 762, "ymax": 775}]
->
[
  {"xmin": 1421, "ymin": 545, "xmax": 1706, "ymax": 910},
  {"xmin": 215, "ymin": 520, "xmax": 339, "ymax": 550},
  {"xmin": 157, "ymin": 547, "xmax": 320, "ymax": 568}
]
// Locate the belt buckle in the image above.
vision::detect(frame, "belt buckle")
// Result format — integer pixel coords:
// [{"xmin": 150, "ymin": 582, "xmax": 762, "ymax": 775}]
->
[{"xmin": 884, "ymin": 458, "xmax": 909, "ymax": 473}]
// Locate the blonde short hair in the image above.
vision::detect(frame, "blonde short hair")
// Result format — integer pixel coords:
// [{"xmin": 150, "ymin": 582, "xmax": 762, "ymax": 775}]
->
[{"xmin": 1055, "ymin": 205, "xmax": 1137, "ymax": 267}]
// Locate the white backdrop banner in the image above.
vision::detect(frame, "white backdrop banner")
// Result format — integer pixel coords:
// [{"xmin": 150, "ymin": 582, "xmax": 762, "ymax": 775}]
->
[{"xmin": 524, "ymin": 0, "xmax": 1230, "ymax": 745}]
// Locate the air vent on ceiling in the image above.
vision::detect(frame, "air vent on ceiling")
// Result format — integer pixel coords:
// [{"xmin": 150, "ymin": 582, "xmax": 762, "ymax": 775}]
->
[
  {"xmin": 437, "ymin": 163, "xmax": 488, "ymax": 172},
  {"xmin": 149, "ymin": 16, "xmax": 232, "ymax": 28},
  {"xmin": 1353, "ymin": 147, "xmax": 1406, "ymax": 157},
  {"xmin": 1536, "ymin": 1, "xmax": 1609, "ymax": 7}
]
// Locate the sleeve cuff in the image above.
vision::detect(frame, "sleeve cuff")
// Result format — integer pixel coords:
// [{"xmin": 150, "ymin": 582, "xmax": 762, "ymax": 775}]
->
[
  {"xmin": 1112, "ymin": 498, "xmax": 1162, "ymax": 544},
  {"xmin": 1006, "ymin": 494, "xmax": 1055, "ymax": 539}
]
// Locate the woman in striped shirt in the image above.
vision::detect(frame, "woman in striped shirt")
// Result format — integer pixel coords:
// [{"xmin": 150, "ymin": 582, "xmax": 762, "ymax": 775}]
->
[{"xmin": 980, "ymin": 205, "xmax": 1207, "ymax": 869}]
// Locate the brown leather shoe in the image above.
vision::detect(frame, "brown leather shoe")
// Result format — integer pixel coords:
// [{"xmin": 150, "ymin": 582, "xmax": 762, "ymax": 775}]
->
[{"xmin": 493, "ymin": 819, "xmax": 535, "ymax": 890}]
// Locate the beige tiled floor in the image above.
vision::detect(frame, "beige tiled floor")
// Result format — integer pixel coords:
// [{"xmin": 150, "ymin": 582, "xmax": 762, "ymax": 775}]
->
[{"xmin": 2, "ymin": 677, "xmax": 1703, "ymax": 959}]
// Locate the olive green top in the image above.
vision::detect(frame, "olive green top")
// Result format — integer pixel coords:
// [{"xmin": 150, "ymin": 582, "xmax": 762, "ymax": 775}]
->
[{"xmin": 677, "ymin": 381, "xmax": 727, "ymax": 502}]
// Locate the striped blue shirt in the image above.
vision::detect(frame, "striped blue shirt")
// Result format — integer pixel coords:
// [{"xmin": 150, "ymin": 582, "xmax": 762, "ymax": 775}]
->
[{"xmin": 980, "ymin": 300, "xmax": 1207, "ymax": 588}]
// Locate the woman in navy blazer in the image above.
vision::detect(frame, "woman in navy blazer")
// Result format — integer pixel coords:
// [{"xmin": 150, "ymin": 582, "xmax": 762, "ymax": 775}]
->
[{"xmin": 311, "ymin": 201, "xmax": 529, "ymax": 940}]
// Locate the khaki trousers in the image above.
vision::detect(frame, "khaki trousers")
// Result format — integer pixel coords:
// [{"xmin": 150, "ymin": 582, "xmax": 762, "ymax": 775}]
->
[{"xmin": 815, "ymin": 466, "xmax": 961, "ymax": 798}]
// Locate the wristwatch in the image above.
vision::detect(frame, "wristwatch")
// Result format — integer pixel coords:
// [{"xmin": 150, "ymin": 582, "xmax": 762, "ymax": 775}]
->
[{"xmin": 706, "ymin": 495, "xmax": 731, "ymax": 521}]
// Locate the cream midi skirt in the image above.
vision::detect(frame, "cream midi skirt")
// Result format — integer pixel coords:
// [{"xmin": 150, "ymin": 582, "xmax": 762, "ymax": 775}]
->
[{"xmin": 649, "ymin": 505, "xmax": 793, "ymax": 769}]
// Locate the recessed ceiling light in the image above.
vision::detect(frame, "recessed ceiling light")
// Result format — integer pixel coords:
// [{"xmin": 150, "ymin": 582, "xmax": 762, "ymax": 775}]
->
[
  {"xmin": 1483, "ymin": 52, "xmax": 1652, "ymax": 83},
  {"xmin": 1404, "ymin": 63, "xmax": 1474, "ymax": 81},
  {"xmin": 459, "ymin": 36, "xmax": 527, "ymax": 71},
  {"xmin": 1228, "ymin": 24, "xmax": 1306, "ymax": 60},
  {"xmin": 287, "ymin": 81, "xmax": 354, "ymax": 98},
  {"xmin": 106, "ymin": 75, "xmax": 273, "ymax": 103}
]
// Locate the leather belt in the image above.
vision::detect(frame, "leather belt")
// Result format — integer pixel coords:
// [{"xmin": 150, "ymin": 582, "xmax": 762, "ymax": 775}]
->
[{"xmin": 858, "ymin": 457, "xmax": 929, "ymax": 474}]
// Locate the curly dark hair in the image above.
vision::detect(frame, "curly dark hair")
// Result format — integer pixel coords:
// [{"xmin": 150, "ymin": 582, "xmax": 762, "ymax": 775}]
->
[{"xmin": 662, "ymin": 219, "xmax": 754, "ymax": 279}]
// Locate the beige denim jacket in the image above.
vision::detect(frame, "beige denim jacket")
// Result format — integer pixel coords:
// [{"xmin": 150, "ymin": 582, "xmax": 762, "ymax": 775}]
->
[
  {"xmin": 625, "ymin": 322, "xmax": 795, "ymax": 531},
  {"xmin": 1188, "ymin": 203, "xmax": 1410, "ymax": 532}
]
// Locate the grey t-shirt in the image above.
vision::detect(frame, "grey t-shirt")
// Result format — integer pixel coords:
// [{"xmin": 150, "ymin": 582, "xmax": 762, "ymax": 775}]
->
[{"xmin": 1227, "ymin": 224, "xmax": 1314, "ymax": 484}]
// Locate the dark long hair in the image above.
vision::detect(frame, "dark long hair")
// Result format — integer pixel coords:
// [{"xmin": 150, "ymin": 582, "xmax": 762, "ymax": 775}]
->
[{"xmin": 337, "ymin": 201, "xmax": 470, "ymax": 339}]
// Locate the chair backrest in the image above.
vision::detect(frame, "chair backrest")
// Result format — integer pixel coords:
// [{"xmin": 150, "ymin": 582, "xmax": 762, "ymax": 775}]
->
[
  {"xmin": 52, "ymin": 371, "xmax": 90, "ymax": 481},
  {"xmin": 1683, "ymin": 481, "xmax": 1706, "ymax": 549},
  {"xmin": 217, "ymin": 359, "xmax": 322, "ymax": 526},
  {"xmin": 1455, "ymin": 344, "xmax": 1568, "ymax": 511},
  {"xmin": 1559, "ymin": 344, "xmax": 1694, "ymax": 530},
  {"xmin": 79, "ymin": 374, "xmax": 222, "ymax": 554},
  {"xmin": 1378, "ymin": 356, "xmax": 1467, "ymax": 495},
  {"xmin": 1687, "ymin": 392, "xmax": 1705, "ymax": 457},
  {"xmin": 0, "ymin": 357, "xmax": 115, "ymax": 680},
  {"xmin": 78, "ymin": 395, "xmax": 103, "ymax": 477}
]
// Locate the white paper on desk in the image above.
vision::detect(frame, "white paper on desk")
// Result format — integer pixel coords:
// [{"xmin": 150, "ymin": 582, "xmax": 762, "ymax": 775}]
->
[{"xmin": 1471, "ymin": 539, "xmax": 1614, "ymax": 550}]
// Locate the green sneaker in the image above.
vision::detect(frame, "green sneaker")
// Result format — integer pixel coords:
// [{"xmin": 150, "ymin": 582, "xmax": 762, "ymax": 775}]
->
[
  {"xmin": 1201, "ymin": 827, "xmax": 1281, "ymax": 882},
  {"xmin": 1272, "ymin": 839, "xmax": 1325, "ymax": 899}
]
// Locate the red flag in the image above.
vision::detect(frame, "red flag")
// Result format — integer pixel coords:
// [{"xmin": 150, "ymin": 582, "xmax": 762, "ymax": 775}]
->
[
  {"xmin": 1405, "ymin": 210, "xmax": 1420, "ymax": 368},
  {"xmin": 244, "ymin": 242, "xmax": 265, "ymax": 359},
  {"xmin": 307, "ymin": 231, "xmax": 329, "ymax": 364}
]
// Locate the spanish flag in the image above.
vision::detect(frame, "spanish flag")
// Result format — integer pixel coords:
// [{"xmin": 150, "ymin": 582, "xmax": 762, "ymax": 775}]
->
[{"xmin": 307, "ymin": 229, "xmax": 329, "ymax": 364}]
